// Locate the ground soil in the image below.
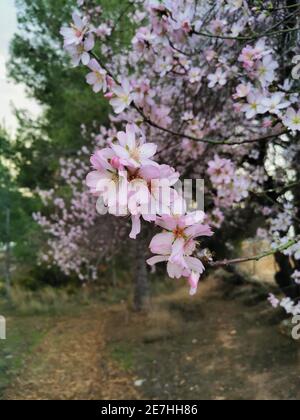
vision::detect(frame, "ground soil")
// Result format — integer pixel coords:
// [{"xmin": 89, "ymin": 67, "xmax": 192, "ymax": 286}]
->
[{"xmin": 3, "ymin": 275, "xmax": 300, "ymax": 400}]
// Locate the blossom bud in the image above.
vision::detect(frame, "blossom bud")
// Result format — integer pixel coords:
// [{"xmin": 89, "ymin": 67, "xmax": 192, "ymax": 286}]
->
[
  {"xmin": 111, "ymin": 156, "xmax": 122, "ymax": 170},
  {"xmin": 233, "ymin": 102, "xmax": 243, "ymax": 112},
  {"xmin": 107, "ymin": 76, "xmax": 114, "ymax": 88},
  {"xmin": 104, "ymin": 92, "xmax": 114, "ymax": 100},
  {"xmin": 262, "ymin": 118, "xmax": 273, "ymax": 128}
]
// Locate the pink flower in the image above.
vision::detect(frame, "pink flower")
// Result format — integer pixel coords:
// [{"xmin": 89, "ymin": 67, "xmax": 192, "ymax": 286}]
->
[
  {"xmin": 233, "ymin": 102, "xmax": 243, "ymax": 112},
  {"xmin": 147, "ymin": 212, "xmax": 213, "ymax": 295},
  {"xmin": 280, "ymin": 297, "xmax": 298, "ymax": 315},
  {"xmin": 154, "ymin": 56, "xmax": 173, "ymax": 77},
  {"xmin": 111, "ymin": 124, "xmax": 157, "ymax": 168},
  {"xmin": 109, "ymin": 79, "xmax": 133, "ymax": 114},
  {"xmin": 95, "ymin": 23, "xmax": 112, "ymax": 39},
  {"xmin": 132, "ymin": 27, "xmax": 156, "ymax": 52},
  {"xmin": 233, "ymin": 83, "xmax": 252, "ymax": 99},
  {"xmin": 210, "ymin": 19, "xmax": 226, "ymax": 36},
  {"xmin": 60, "ymin": 12, "xmax": 89, "ymax": 47},
  {"xmin": 132, "ymin": 79, "xmax": 155, "ymax": 107},
  {"xmin": 111, "ymin": 156, "xmax": 123, "ymax": 170},
  {"xmin": 128, "ymin": 164, "xmax": 180, "ymax": 239},
  {"xmin": 257, "ymin": 228, "xmax": 268, "ymax": 239},
  {"xmin": 65, "ymin": 34, "xmax": 94, "ymax": 66},
  {"xmin": 256, "ymin": 55, "xmax": 278, "ymax": 86},
  {"xmin": 262, "ymin": 118, "xmax": 273, "ymax": 128},
  {"xmin": 207, "ymin": 155, "xmax": 234, "ymax": 185},
  {"xmin": 172, "ymin": 6, "xmax": 194, "ymax": 35},
  {"xmin": 150, "ymin": 105, "xmax": 172, "ymax": 128},
  {"xmin": 210, "ymin": 208, "xmax": 225, "ymax": 229},
  {"xmin": 241, "ymin": 91, "xmax": 265, "ymax": 119},
  {"xmin": 238, "ymin": 41, "xmax": 267, "ymax": 70},
  {"xmin": 188, "ymin": 67, "xmax": 202, "ymax": 84},
  {"xmin": 283, "ymin": 108, "xmax": 300, "ymax": 131},
  {"xmin": 86, "ymin": 148, "xmax": 128, "ymax": 213},
  {"xmin": 239, "ymin": 52, "xmax": 253, "ymax": 70},
  {"xmin": 89, "ymin": 150, "xmax": 109, "ymax": 172},
  {"xmin": 231, "ymin": 21, "xmax": 245, "ymax": 37},
  {"xmin": 86, "ymin": 59, "xmax": 107, "ymax": 93},
  {"xmin": 86, "ymin": 128, "xmax": 179, "ymax": 240},
  {"xmin": 130, "ymin": 215, "xmax": 142, "ymax": 239},
  {"xmin": 139, "ymin": 164, "xmax": 179, "ymax": 214},
  {"xmin": 207, "ymin": 68, "xmax": 227, "ymax": 88},
  {"xmin": 261, "ymin": 92, "xmax": 290, "ymax": 115},
  {"xmin": 233, "ymin": 174, "xmax": 250, "ymax": 201},
  {"xmin": 204, "ymin": 49, "xmax": 216, "ymax": 62},
  {"xmin": 268, "ymin": 294, "xmax": 280, "ymax": 308},
  {"xmin": 292, "ymin": 270, "xmax": 300, "ymax": 285},
  {"xmin": 188, "ymin": 271, "xmax": 201, "ymax": 296}
]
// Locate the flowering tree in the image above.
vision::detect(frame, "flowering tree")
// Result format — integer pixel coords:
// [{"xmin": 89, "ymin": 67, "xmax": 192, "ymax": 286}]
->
[
  {"xmin": 33, "ymin": 126, "xmax": 129, "ymax": 282},
  {"xmin": 50, "ymin": 0, "xmax": 300, "ymax": 313}
]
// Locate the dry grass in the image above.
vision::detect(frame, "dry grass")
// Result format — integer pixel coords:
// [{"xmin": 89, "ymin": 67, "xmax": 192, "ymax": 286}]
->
[
  {"xmin": 3, "ymin": 273, "xmax": 300, "ymax": 400},
  {"xmin": 4, "ymin": 306, "xmax": 141, "ymax": 400}
]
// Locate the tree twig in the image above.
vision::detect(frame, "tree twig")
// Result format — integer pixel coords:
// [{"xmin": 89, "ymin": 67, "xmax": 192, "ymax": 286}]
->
[
  {"xmin": 90, "ymin": 48, "xmax": 288, "ymax": 147},
  {"xmin": 193, "ymin": 25, "xmax": 300, "ymax": 41},
  {"xmin": 135, "ymin": 107, "xmax": 288, "ymax": 146},
  {"xmin": 210, "ymin": 239, "xmax": 298, "ymax": 268}
]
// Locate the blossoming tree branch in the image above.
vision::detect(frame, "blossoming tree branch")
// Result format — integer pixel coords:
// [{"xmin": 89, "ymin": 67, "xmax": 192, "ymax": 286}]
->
[{"xmin": 36, "ymin": 0, "xmax": 300, "ymax": 313}]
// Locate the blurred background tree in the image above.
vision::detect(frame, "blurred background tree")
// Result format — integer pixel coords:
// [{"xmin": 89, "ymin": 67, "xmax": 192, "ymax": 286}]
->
[
  {"xmin": 0, "ymin": 127, "xmax": 40, "ymax": 295},
  {"xmin": 8, "ymin": 0, "xmax": 111, "ymax": 190},
  {"xmin": 2, "ymin": 0, "xmax": 135, "ymax": 292}
]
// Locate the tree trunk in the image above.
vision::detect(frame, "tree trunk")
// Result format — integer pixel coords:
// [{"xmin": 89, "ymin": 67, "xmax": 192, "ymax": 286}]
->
[
  {"xmin": 274, "ymin": 253, "xmax": 299, "ymax": 301},
  {"xmin": 133, "ymin": 232, "xmax": 150, "ymax": 312},
  {"xmin": 111, "ymin": 257, "xmax": 117, "ymax": 287}
]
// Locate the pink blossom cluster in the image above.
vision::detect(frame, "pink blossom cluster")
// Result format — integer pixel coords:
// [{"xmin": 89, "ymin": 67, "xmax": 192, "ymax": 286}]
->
[
  {"xmin": 54, "ymin": 0, "xmax": 300, "ymax": 302},
  {"xmin": 235, "ymin": 39, "xmax": 300, "ymax": 131},
  {"xmin": 34, "ymin": 148, "xmax": 99, "ymax": 280},
  {"xmin": 33, "ymin": 127, "xmax": 128, "ymax": 281},
  {"xmin": 207, "ymin": 155, "xmax": 250, "ymax": 214},
  {"xmin": 86, "ymin": 123, "xmax": 213, "ymax": 295}
]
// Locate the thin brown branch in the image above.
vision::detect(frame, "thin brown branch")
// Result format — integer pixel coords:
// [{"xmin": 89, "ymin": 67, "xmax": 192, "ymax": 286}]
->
[
  {"xmin": 210, "ymin": 239, "xmax": 298, "ymax": 268},
  {"xmin": 90, "ymin": 52, "xmax": 288, "ymax": 147},
  {"xmin": 193, "ymin": 23, "xmax": 300, "ymax": 41},
  {"xmin": 136, "ymin": 107, "xmax": 288, "ymax": 145},
  {"xmin": 253, "ymin": 181, "xmax": 300, "ymax": 196}
]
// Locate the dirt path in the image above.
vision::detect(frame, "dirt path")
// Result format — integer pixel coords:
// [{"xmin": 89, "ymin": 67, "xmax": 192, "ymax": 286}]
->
[
  {"xmin": 4, "ymin": 308, "xmax": 140, "ymax": 400},
  {"xmin": 4, "ymin": 275, "xmax": 300, "ymax": 400}
]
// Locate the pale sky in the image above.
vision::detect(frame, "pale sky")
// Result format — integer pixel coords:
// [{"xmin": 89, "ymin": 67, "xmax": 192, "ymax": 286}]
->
[{"xmin": 0, "ymin": 0, "xmax": 41, "ymax": 136}]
